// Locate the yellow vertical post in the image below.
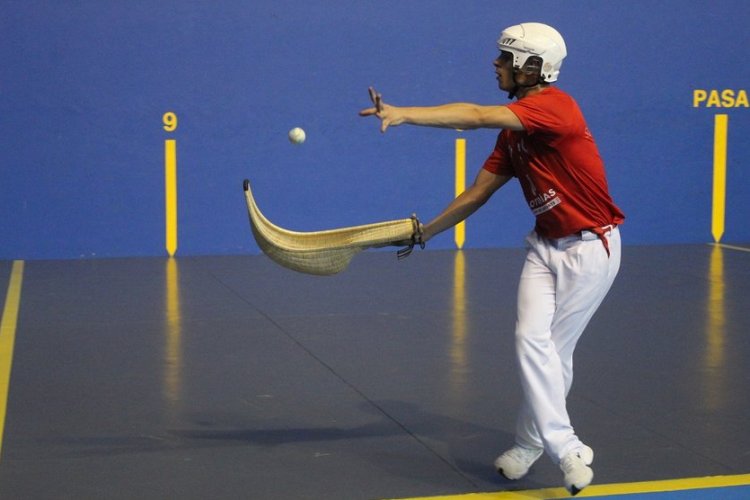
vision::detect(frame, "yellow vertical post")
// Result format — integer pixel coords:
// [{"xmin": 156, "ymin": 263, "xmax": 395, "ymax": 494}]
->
[
  {"xmin": 455, "ymin": 138, "xmax": 466, "ymax": 249},
  {"xmin": 165, "ymin": 139, "xmax": 178, "ymax": 256},
  {"xmin": 711, "ymin": 114, "xmax": 728, "ymax": 243}
]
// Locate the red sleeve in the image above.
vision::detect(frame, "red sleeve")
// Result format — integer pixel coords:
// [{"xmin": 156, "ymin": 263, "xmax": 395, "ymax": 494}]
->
[{"xmin": 482, "ymin": 132, "xmax": 515, "ymax": 177}]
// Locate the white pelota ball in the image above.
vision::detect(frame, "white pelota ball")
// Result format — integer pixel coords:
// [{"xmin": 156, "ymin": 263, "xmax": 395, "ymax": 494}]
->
[{"xmin": 288, "ymin": 127, "xmax": 306, "ymax": 144}]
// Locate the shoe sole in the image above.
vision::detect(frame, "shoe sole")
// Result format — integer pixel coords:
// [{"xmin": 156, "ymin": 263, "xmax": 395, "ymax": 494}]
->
[{"xmin": 497, "ymin": 468, "xmax": 524, "ymax": 481}]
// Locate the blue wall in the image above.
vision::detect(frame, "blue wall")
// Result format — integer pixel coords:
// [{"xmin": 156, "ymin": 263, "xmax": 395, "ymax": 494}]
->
[{"xmin": 1, "ymin": 1, "xmax": 748, "ymax": 260}]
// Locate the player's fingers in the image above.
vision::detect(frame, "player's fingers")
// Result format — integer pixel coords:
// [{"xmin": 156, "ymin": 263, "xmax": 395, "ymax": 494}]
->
[
  {"xmin": 359, "ymin": 107, "xmax": 377, "ymax": 116},
  {"xmin": 368, "ymin": 86, "xmax": 384, "ymax": 113},
  {"xmin": 380, "ymin": 119, "xmax": 389, "ymax": 133}
]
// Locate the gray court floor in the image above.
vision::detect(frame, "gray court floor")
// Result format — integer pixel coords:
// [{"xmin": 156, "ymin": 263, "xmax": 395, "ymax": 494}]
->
[{"xmin": 0, "ymin": 244, "xmax": 748, "ymax": 499}]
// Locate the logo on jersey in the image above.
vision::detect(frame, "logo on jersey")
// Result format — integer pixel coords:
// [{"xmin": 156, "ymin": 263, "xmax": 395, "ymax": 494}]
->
[
  {"xmin": 529, "ymin": 188, "xmax": 560, "ymax": 215},
  {"xmin": 517, "ymin": 144, "xmax": 561, "ymax": 217}
]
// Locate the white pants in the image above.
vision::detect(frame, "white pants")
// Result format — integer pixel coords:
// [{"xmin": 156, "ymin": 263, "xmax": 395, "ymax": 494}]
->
[{"xmin": 514, "ymin": 227, "xmax": 621, "ymax": 463}]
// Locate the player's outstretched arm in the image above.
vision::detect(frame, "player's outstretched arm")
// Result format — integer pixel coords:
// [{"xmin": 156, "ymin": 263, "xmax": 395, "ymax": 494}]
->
[
  {"xmin": 359, "ymin": 87, "xmax": 524, "ymax": 133},
  {"xmin": 422, "ymin": 168, "xmax": 512, "ymax": 242}
]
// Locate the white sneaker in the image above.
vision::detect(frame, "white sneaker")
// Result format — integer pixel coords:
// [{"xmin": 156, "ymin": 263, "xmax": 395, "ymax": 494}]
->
[
  {"xmin": 579, "ymin": 445, "xmax": 594, "ymax": 465},
  {"xmin": 494, "ymin": 445, "xmax": 544, "ymax": 480},
  {"xmin": 560, "ymin": 447, "xmax": 594, "ymax": 495}
]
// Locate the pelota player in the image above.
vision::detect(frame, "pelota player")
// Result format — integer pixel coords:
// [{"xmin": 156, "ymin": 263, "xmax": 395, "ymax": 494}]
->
[{"xmin": 360, "ymin": 22, "xmax": 624, "ymax": 495}]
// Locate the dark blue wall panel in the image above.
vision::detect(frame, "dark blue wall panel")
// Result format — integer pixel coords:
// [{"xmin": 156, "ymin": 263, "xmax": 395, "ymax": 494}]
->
[{"xmin": 1, "ymin": 1, "xmax": 748, "ymax": 259}]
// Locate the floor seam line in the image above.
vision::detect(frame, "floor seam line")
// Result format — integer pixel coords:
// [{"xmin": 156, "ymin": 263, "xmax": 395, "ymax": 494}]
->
[{"xmin": 208, "ymin": 269, "xmax": 480, "ymax": 489}]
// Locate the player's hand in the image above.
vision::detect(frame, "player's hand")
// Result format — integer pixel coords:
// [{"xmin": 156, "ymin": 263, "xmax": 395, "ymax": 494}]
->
[{"xmin": 359, "ymin": 86, "xmax": 403, "ymax": 133}]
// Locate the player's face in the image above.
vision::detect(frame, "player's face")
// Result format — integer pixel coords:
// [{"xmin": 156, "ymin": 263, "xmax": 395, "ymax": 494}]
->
[{"xmin": 494, "ymin": 51, "xmax": 514, "ymax": 91}]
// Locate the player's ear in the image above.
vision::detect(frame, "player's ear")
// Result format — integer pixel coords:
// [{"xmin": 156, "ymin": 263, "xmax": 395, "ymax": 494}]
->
[{"xmin": 521, "ymin": 56, "xmax": 543, "ymax": 80}]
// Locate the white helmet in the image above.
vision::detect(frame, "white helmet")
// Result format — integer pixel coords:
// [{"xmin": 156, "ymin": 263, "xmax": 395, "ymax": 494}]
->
[{"xmin": 497, "ymin": 22, "xmax": 567, "ymax": 82}]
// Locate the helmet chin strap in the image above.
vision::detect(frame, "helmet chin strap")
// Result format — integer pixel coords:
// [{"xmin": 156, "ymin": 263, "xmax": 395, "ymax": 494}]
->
[{"xmin": 508, "ymin": 70, "xmax": 542, "ymax": 99}]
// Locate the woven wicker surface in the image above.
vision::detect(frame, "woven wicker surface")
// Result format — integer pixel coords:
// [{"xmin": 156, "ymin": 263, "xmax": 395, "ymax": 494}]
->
[{"xmin": 244, "ymin": 180, "xmax": 415, "ymax": 275}]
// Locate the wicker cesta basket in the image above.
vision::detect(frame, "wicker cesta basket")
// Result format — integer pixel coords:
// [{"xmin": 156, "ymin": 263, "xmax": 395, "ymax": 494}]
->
[{"xmin": 244, "ymin": 180, "xmax": 419, "ymax": 275}]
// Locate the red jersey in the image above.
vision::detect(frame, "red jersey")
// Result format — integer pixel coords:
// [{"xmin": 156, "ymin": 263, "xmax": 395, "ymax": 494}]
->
[{"xmin": 482, "ymin": 87, "xmax": 624, "ymax": 239}]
